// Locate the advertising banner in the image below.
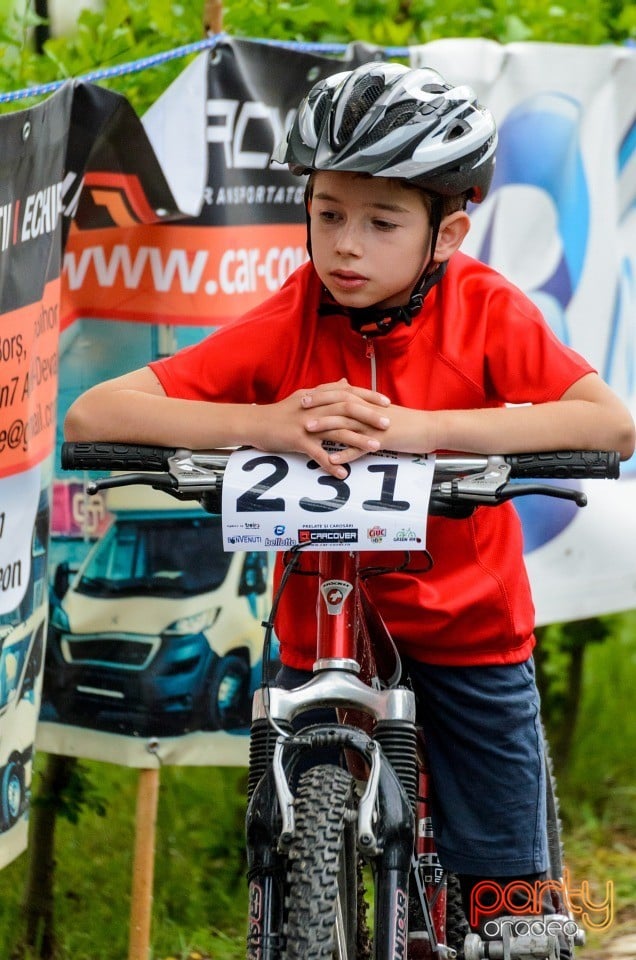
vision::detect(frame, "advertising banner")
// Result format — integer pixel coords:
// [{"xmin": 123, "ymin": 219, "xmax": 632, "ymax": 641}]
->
[
  {"xmin": 61, "ymin": 38, "xmax": 382, "ymax": 328},
  {"xmin": 409, "ymin": 39, "xmax": 636, "ymax": 625},
  {"xmin": 0, "ymin": 79, "xmax": 182, "ymax": 868}
]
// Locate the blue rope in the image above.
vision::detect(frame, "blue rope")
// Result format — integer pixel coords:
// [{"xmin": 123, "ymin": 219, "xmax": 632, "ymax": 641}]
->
[{"xmin": 0, "ymin": 34, "xmax": 409, "ymax": 104}]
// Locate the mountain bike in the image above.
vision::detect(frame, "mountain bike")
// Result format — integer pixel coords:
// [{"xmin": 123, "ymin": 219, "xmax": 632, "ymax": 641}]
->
[{"xmin": 60, "ymin": 442, "xmax": 620, "ymax": 960}]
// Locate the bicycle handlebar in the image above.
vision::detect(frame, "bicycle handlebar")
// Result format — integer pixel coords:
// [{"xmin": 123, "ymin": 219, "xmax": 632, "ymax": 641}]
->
[
  {"xmin": 60, "ymin": 442, "xmax": 620, "ymax": 515},
  {"xmin": 61, "ymin": 442, "xmax": 620, "ymax": 480},
  {"xmin": 61, "ymin": 442, "xmax": 178, "ymax": 472}
]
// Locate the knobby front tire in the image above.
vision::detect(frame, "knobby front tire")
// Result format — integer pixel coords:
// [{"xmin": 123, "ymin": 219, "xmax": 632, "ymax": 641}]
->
[
  {"xmin": 283, "ymin": 764, "xmax": 369, "ymax": 960},
  {"xmin": 446, "ymin": 872, "xmax": 470, "ymax": 959}
]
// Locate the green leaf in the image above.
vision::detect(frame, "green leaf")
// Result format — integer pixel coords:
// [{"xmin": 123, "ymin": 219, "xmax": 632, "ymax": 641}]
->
[{"xmin": 502, "ymin": 13, "xmax": 533, "ymax": 42}]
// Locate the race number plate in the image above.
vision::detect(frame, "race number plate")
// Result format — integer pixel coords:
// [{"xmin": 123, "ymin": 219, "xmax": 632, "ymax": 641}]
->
[{"xmin": 221, "ymin": 448, "xmax": 435, "ymax": 552}]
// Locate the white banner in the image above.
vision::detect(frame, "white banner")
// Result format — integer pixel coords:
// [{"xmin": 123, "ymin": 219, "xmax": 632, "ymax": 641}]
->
[{"xmin": 411, "ymin": 40, "xmax": 636, "ymax": 623}]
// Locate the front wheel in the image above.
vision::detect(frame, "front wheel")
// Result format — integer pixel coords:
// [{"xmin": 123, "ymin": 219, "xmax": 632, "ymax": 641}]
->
[{"xmin": 283, "ymin": 764, "xmax": 367, "ymax": 960}]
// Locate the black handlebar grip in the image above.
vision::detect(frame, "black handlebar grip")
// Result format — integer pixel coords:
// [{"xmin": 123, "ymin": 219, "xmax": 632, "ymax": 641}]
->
[
  {"xmin": 61, "ymin": 442, "xmax": 177, "ymax": 472},
  {"xmin": 505, "ymin": 450, "xmax": 620, "ymax": 480}
]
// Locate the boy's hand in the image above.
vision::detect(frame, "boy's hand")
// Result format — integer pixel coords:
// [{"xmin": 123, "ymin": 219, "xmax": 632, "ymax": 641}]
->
[{"xmin": 252, "ymin": 378, "xmax": 392, "ymax": 477}]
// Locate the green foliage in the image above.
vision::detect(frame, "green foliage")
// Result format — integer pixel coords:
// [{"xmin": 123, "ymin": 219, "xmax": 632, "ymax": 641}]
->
[
  {"xmin": 32, "ymin": 757, "xmax": 108, "ymax": 823},
  {"xmin": 560, "ymin": 611, "xmax": 636, "ymax": 833},
  {"xmin": 535, "ymin": 617, "xmax": 612, "ymax": 734},
  {"xmin": 221, "ymin": 0, "xmax": 636, "ymax": 46},
  {"xmin": 0, "ymin": 760, "xmax": 249, "ymax": 960},
  {"xmin": 0, "ymin": 1, "xmax": 50, "ymax": 96},
  {"xmin": 0, "ymin": 0, "xmax": 207, "ymax": 113}
]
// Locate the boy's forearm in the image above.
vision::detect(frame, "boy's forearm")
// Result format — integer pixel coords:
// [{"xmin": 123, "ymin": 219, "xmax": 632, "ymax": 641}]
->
[
  {"xmin": 64, "ymin": 387, "xmax": 255, "ymax": 449},
  {"xmin": 401, "ymin": 398, "xmax": 635, "ymax": 461}
]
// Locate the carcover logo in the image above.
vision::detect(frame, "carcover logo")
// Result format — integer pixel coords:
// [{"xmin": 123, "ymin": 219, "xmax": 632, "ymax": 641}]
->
[{"xmin": 298, "ymin": 528, "xmax": 358, "ymax": 544}]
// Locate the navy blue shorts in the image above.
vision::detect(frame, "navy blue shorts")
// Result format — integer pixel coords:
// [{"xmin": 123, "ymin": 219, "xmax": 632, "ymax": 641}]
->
[{"xmin": 276, "ymin": 656, "xmax": 547, "ymax": 877}]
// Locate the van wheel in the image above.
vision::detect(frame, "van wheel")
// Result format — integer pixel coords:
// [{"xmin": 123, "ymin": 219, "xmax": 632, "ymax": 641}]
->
[
  {"xmin": 205, "ymin": 654, "xmax": 251, "ymax": 731},
  {"xmin": 1, "ymin": 761, "xmax": 24, "ymax": 831}
]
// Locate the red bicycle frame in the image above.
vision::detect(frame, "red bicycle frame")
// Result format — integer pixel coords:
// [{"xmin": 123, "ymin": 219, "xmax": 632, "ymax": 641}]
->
[{"xmin": 319, "ymin": 549, "xmax": 449, "ymax": 957}]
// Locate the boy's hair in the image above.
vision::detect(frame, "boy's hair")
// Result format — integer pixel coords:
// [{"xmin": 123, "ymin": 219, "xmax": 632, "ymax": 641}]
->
[
  {"xmin": 307, "ymin": 170, "xmax": 469, "ymax": 221},
  {"xmin": 397, "ymin": 179, "xmax": 470, "ymax": 218}
]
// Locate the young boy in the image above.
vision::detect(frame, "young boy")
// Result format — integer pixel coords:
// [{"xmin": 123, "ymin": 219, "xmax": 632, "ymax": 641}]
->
[{"xmin": 65, "ymin": 62, "xmax": 634, "ymax": 943}]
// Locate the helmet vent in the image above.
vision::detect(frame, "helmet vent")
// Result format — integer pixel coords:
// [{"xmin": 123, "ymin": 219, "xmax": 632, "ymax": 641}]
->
[
  {"xmin": 445, "ymin": 119, "xmax": 470, "ymax": 141},
  {"xmin": 337, "ymin": 76, "xmax": 386, "ymax": 144},
  {"xmin": 363, "ymin": 100, "xmax": 423, "ymax": 145},
  {"xmin": 313, "ymin": 93, "xmax": 329, "ymax": 138}
]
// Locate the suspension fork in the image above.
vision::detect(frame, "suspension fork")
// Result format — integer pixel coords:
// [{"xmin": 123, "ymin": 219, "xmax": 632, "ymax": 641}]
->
[
  {"xmin": 247, "ymin": 548, "xmax": 421, "ymax": 958},
  {"xmin": 246, "ymin": 724, "xmax": 291, "ymax": 960}
]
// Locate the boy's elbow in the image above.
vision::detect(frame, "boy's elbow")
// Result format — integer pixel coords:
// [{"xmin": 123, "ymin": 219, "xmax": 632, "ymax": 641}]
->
[
  {"xmin": 64, "ymin": 395, "xmax": 95, "ymax": 442},
  {"xmin": 618, "ymin": 415, "xmax": 636, "ymax": 461}
]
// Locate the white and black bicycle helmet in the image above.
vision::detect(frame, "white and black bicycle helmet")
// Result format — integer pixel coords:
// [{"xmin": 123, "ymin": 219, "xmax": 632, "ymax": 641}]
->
[
  {"xmin": 273, "ymin": 61, "xmax": 497, "ymax": 202},
  {"xmin": 273, "ymin": 62, "xmax": 497, "ymax": 335}
]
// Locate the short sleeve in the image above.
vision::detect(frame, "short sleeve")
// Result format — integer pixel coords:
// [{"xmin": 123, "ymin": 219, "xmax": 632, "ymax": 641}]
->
[{"xmin": 483, "ymin": 286, "xmax": 595, "ymax": 404}]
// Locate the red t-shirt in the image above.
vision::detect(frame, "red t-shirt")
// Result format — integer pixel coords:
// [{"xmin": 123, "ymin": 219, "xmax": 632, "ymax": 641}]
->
[{"xmin": 150, "ymin": 253, "xmax": 593, "ymax": 669}]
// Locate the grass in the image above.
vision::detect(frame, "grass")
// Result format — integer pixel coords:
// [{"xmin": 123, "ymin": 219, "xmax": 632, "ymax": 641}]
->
[
  {"xmin": 554, "ymin": 610, "xmax": 636, "ymax": 956},
  {"xmin": 0, "ymin": 763, "xmax": 250, "ymax": 960},
  {"xmin": 0, "ymin": 613, "xmax": 634, "ymax": 959}
]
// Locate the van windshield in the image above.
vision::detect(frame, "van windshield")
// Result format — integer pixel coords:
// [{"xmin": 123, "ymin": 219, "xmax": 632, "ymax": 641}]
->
[
  {"xmin": 0, "ymin": 634, "xmax": 30, "ymax": 712},
  {"xmin": 76, "ymin": 515, "xmax": 233, "ymax": 598}
]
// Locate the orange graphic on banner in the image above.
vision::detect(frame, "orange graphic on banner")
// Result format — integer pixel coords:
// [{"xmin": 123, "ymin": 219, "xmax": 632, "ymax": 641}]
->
[
  {"xmin": 84, "ymin": 171, "xmax": 160, "ymax": 225},
  {"xmin": 90, "ymin": 190, "xmax": 139, "ymax": 228},
  {"xmin": 0, "ymin": 279, "xmax": 59, "ymax": 479},
  {"xmin": 61, "ymin": 222, "xmax": 308, "ymax": 329}
]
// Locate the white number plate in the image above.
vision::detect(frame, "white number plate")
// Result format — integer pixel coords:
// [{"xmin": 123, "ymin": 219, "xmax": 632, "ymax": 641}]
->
[{"xmin": 221, "ymin": 449, "xmax": 435, "ymax": 552}]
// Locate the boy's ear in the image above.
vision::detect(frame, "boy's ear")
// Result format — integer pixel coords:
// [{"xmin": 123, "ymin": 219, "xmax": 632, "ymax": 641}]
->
[{"xmin": 433, "ymin": 211, "xmax": 471, "ymax": 262}]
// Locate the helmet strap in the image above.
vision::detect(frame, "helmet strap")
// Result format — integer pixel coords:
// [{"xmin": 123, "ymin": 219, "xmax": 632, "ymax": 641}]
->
[
  {"xmin": 427, "ymin": 194, "xmax": 444, "ymax": 267},
  {"xmin": 320, "ymin": 260, "xmax": 447, "ymax": 336},
  {"xmin": 304, "ymin": 180, "xmax": 313, "ymax": 259}
]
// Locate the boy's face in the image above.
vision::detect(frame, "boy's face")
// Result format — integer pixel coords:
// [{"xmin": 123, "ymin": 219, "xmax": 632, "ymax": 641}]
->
[{"xmin": 309, "ymin": 170, "xmax": 432, "ymax": 311}]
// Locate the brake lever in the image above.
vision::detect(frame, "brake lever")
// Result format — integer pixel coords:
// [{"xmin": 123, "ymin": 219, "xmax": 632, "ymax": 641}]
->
[
  {"xmin": 85, "ymin": 470, "xmax": 223, "ymax": 512},
  {"xmin": 494, "ymin": 483, "xmax": 587, "ymax": 507},
  {"xmin": 436, "ymin": 456, "xmax": 587, "ymax": 508},
  {"xmin": 439, "ymin": 483, "xmax": 587, "ymax": 508},
  {"xmin": 85, "ymin": 472, "xmax": 177, "ymax": 495}
]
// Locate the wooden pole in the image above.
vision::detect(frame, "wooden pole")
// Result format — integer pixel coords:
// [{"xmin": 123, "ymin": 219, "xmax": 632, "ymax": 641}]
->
[
  {"xmin": 203, "ymin": 0, "xmax": 223, "ymax": 35},
  {"xmin": 128, "ymin": 767, "xmax": 160, "ymax": 960}
]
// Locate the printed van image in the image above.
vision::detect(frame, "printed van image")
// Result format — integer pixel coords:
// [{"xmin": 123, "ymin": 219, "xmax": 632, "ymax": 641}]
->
[
  {"xmin": 44, "ymin": 488, "xmax": 270, "ymax": 737},
  {"xmin": 0, "ymin": 492, "xmax": 48, "ymax": 832},
  {"xmin": 0, "ymin": 611, "xmax": 45, "ymax": 831}
]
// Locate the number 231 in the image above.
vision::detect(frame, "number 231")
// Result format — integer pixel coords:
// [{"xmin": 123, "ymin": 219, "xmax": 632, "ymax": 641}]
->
[{"xmin": 235, "ymin": 455, "xmax": 410, "ymax": 514}]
